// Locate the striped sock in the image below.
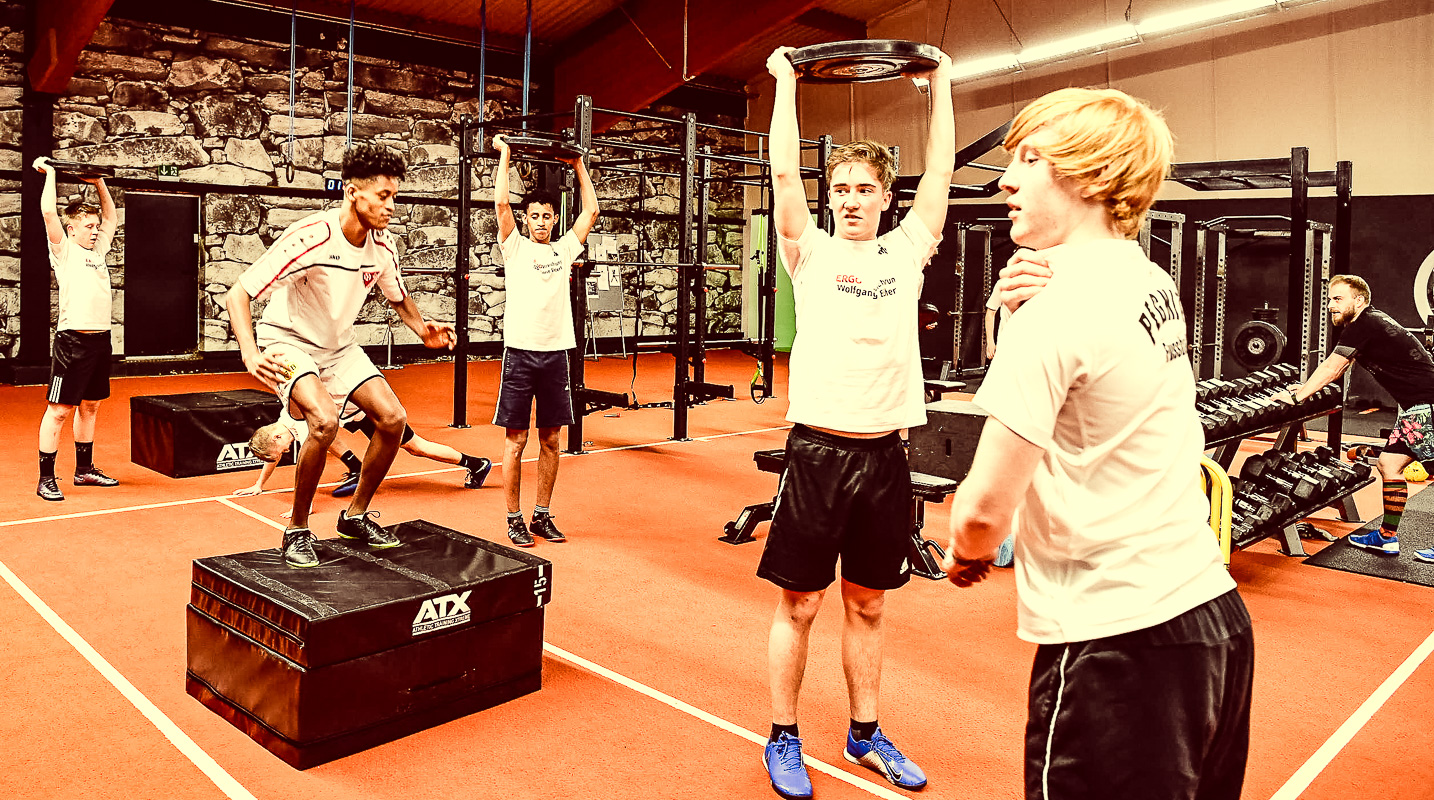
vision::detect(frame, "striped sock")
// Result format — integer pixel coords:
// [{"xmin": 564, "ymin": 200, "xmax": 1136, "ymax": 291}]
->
[{"xmin": 1381, "ymin": 479, "xmax": 1408, "ymax": 538}]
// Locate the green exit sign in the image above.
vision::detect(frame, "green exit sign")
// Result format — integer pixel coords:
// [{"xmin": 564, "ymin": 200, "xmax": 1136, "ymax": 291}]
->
[{"xmin": 157, "ymin": 165, "xmax": 179, "ymax": 177}]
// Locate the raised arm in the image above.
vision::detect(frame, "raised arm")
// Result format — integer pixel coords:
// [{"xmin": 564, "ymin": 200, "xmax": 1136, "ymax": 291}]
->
[
  {"xmin": 89, "ymin": 177, "xmax": 118, "ymax": 236},
  {"xmin": 32, "ymin": 157, "xmax": 64, "ymax": 252},
  {"xmin": 566, "ymin": 158, "xmax": 599, "ymax": 243},
  {"xmin": 493, "ymin": 134, "xmax": 516, "ymax": 242},
  {"xmin": 766, "ymin": 47, "xmax": 810, "ymax": 243},
  {"xmin": 909, "ymin": 54, "xmax": 954, "ymax": 239}
]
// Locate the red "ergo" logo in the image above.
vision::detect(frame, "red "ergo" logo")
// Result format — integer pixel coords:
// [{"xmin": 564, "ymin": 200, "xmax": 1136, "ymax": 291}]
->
[{"xmin": 835, "ymin": 274, "xmax": 860, "ymax": 284}]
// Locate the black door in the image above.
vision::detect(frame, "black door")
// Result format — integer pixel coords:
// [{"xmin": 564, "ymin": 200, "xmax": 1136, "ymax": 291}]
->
[{"xmin": 125, "ymin": 192, "xmax": 200, "ymax": 357}]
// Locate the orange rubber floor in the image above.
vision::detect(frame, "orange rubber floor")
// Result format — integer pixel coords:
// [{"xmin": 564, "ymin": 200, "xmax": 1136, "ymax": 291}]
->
[{"xmin": 1, "ymin": 349, "xmax": 1432, "ymax": 800}]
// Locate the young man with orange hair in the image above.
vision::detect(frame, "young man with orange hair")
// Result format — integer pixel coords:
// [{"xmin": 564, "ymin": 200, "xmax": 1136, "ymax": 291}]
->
[
  {"xmin": 944, "ymin": 88, "xmax": 1253, "ymax": 799},
  {"xmin": 759, "ymin": 45, "xmax": 953, "ymax": 799}
]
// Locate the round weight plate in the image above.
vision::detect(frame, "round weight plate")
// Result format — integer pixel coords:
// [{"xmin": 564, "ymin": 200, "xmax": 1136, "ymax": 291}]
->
[
  {"xmin": 47, "ymin": 159, "xmax": 115, "ymax": 179},
  {"xmin": 1230, "ymin": 319, "xmax": 1287, "ymax": 371},
  {"xmin": 500, "ymin": 135, "xmax": 589, "ymax": 162},
  {"xmin": 788, "ymin": 39, "xmax": 943, "ymax": 84}
]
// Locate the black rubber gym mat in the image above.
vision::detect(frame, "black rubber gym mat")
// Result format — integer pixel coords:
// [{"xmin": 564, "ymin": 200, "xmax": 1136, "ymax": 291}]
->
[{"xmin": 1305, "ymin": 492, "xmax": 1434, "ymax": 588}]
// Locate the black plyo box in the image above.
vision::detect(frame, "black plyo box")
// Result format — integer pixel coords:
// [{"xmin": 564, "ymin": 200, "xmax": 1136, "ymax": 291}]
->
[
  {"xmin": 131, "ymin": 389, "xmax": 292, "ymax": 478},
  {"xmin": 186, "ymin": 520, "xmax": 552, "ymax": 768},
  {"xmin": 907, "ymin": 399, "xmax": 990, "ymax": 482}
]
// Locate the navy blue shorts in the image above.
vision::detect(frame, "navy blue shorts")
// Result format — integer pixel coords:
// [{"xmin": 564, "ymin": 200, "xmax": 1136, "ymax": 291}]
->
[
  {"xmin": 757, "ymin": 425, "xmax": 914, "ymax": 592},
  {"xmin": 493, "ymin": 347, "xmax": 574, "ymax": 430}
]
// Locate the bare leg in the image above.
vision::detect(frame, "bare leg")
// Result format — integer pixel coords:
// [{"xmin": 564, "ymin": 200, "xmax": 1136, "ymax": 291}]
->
[
  {"xmin": 345, "ymin": 379, "xmax": 407, "ymax": 517},
  {"xmin": 287, "ymin": 376, "xmax": 338, "ymax": 529},
  {"xmin": 72, "ymin": 399, "xmax": 102, "ymax": 443},
  {"xmin": 841, "ymin": 579, "xmax": 885, "ymax": 723},
  {"xmin": 535, "ymin": 426, "xmax": 561, "ymax": 507},
  {"xmin": 403, "ymin": 433, "xmax": 463, "ymax": 465},
  {"xmin": 769, "ymin": 588, "xmax": 824, "ymax": 726},
  {"xmin": 39, "ymin": 403, "xmax": 75, "ymax": 454},
  {"xmin": 504, "ymin": 428, "xmax": 529, "ymax": 514}
]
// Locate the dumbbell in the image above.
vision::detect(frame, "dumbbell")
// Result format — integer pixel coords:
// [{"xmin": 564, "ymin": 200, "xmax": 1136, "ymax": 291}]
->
[
  {"xmin": 1199, "ymin": 402, "xmax": 1255, "ymax": 437},
  {"xmin": 1231, "ymin": 482, "xmax": 1295, "ymax": 527},
  {"xmin": 1264, "ymin": 452, "xmax": 1340, "ymax": 499},
  {"xmin": 1305, "ymin": 447, "xmax": 1374, "ymax": 484},
  {"xmin": 1283, "ymin": 452, "xmax": 1357, "ymax": 498},
  {"xmin": 1245, "ymin": 364, "xmax": 1299, "ymax": 391},
  {"xmin": 1240, "ymin": 453, "xmax": 1323, "ymax": 503}
]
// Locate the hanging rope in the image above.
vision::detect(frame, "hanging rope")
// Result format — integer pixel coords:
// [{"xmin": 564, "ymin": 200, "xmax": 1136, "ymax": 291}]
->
[
  {"xmin": 345, "ymin": 0, "xmax": 355, "ymax": 148},
  {"xmin": 478, "ymin": 0, "xmax": 487, "ymax": 127},
  {"xmin": 521, "ymin": 0, "xmax": 532, "ymax": 128},
  {"xmin": 286, "ymin": 0, "xmax": 296, "ymax": 182}
]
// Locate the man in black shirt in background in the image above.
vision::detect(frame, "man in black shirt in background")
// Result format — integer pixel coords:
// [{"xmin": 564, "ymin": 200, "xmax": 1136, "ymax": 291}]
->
[{"xmin": 1281, "ymin": 274, "xmax": 1434, "ymax": 563}]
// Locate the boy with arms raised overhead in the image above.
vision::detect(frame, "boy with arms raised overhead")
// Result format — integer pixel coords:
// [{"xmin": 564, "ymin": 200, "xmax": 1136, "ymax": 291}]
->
[
  {"xmin": 490, "ymin": 134, "xmax": 599, "ymax": 547},
  {"xmin": 32, "ymin": 157, "xmax": 120, "ymax": 501},
  {"xmin": 759, "ymin": 45, "xmax": 953, "ymax": 799}
]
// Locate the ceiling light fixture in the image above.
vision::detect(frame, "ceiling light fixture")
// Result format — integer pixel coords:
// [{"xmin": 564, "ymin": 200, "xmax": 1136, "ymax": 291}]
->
[{"xmin": 947, "ymin": 0, "xmax": 1333, "ymax": 84}]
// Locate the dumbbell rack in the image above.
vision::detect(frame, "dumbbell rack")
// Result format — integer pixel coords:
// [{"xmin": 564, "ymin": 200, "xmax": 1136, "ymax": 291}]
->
[
  {"xmin": 1229, "ymin": 450, "xmax": 1375, "ymax": 557},
  {"xmin": 1199, "ymin": 364, "xmax": 1365, "ymax": 557}
]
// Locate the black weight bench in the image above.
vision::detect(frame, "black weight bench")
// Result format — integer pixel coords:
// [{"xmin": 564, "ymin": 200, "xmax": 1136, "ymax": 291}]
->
[{"xmin": 721, "ymin": 448, "xmax": 959, "ymax": 580}]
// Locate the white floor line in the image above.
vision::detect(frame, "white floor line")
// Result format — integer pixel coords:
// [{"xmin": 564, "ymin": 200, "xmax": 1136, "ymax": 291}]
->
[
  {"xmin": 0, "ymin": 557, "xmax": 258, "ymax": 800},
  {"xmin": 544, "ymin": 643, "xmax": 910, "ymax": 800},
  {"xmin": 1268, "ymin": 628, "xmax": 1434, "ymax": 800},
  {"xmin": 0, "ymin": 423, "xmax": 791, "ymax": 531},
  {"xmin": 215, "ymin": 497, "xmax": 285, "ymax": 531}
]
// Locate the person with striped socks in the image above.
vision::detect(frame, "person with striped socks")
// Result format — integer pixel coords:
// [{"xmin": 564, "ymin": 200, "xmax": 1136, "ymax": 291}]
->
[{"xmin": 1278, "ymin": 274, "xmax": 1434, "ymax": 563}]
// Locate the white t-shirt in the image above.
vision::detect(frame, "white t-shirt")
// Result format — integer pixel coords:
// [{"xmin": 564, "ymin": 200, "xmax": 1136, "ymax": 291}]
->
[
  {"xmin": 974, "ymin": 239, "xmax": 1234, "ymax": 645},
  {"xmin": 278, "ymin": 408, "xmax": 310, "ymax": 443},
  {"xmin": 238, "ymin": 208, "xmax": 407, "ymax": 352},
  {"xmin": 499, "ymin": 228, "xmax": 584, "ymax": 352},
  {"xmin": 51, "ymin": 233, "xmax": 114, "ymax": 331},
  {"xmin": 779, "ymin": 214, "xmax": 939, "ymax": 433}
]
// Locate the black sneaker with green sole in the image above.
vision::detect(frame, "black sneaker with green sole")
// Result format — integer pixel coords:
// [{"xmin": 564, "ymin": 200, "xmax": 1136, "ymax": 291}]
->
[{"xmin": 336, "ymin": 510, "xmax": 400, "ymax": 549}]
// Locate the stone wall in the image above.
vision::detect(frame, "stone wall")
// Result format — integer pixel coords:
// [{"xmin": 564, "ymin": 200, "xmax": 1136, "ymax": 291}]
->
[
  {"xmin": 587, "ymin": 111, "xmax": 746, "ymax": 342},
  {"xmin": 0, "ymin": 2, "xmax": 24, "ymax": 357},
  {"xmin": 0, "ymin": 8, "xmax": 748, "ymax": 362}
]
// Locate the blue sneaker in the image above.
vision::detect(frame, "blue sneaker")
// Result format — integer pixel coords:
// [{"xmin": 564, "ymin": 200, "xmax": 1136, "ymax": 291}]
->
[
  {"xmin": 763, "ymin": 732, "xmax": 812, "ymax": 799},
  {"xmin": 1413, "ymin": 548, "xmax": 1434, "ymax": 563},
  {"xmin": 844, "ymin": 727, "xmax": 927, "ymax": 790},
  {"xmin": 331, "ymin": 471, "xmax": 359, "ymax": 498},
  {"xmin": 994, "ymin": 534, "xmax": 1015, "ymax": 568},
  {"xmin": 464, "ymin": 458, "xmax": 493, "ymax": 489},
  {"xmin": 1348, "ymin": 529, "xmax": 1400, "ymax": 554}
]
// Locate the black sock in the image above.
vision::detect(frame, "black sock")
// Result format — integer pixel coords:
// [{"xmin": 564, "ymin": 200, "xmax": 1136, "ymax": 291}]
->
[
  {"xmin": 459, "ymin": 454, "xmax": 482, "ymax": 471},
  {"xmin": 770, "ymin": 723, "xmax": 800, "ymax": 742},
  {"xmin": 850, "ymin": 719, "xmax": 878, "ymax": 742},
  {"xmin": 75, "ymin": 442, "xmax": 94, "ymax": 473},
  {"xmin": 340, "ymin": 450, "xmax": 362, "ymax": 472},
  {"xmin": 39, "ymin": 451, "xmax": 57, "ymax": 479}
]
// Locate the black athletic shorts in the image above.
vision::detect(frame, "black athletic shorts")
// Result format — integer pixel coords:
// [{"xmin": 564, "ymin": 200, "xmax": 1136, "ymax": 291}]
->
[
  {"xmin": 48, "ymin": 330, "xmax": 112, "ymax": 405},
  {"xmin": 493, "ymin": 347, "xmax": 574, "ymax": 430},
  {"xmin": 1026, "ymin": 588, "xmax": 1254, "ymax": 800},
  {"xmin": 342, "ymin": 416, "xmax": 416, "ymax": 445},
  {"xmin": 757, "ymin": 424, "xmax": 913, "ymax": 593}
]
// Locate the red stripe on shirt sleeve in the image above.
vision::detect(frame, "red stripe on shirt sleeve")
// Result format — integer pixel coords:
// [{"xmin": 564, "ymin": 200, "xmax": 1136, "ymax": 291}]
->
[{"xmin": 248, "ymin": 220, "xmax": 332, "ymax": 299}]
